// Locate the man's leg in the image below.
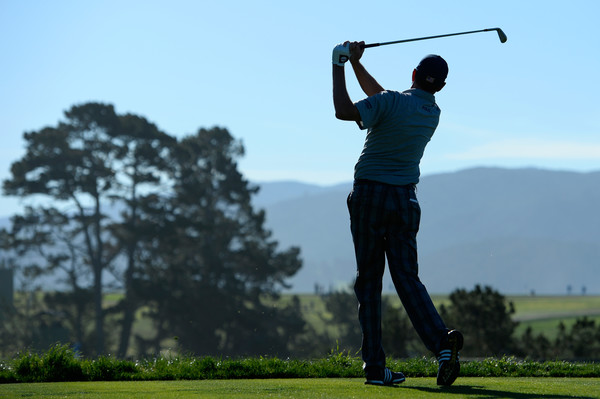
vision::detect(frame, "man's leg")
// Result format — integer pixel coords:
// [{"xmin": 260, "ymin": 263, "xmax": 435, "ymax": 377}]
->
[
  {"xmin": 385, "ymin": 186, "xmax": 447, "ymax": 353},
  {"xmin": 347, "ymin": 182, "xmax": 387, "ymax": 369},
  {"xmin": 385, "ymin": 185, "xmax": 462, "ymax": 386}
]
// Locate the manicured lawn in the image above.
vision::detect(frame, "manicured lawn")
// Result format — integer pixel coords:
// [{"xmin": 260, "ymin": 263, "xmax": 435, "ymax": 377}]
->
[
  {"xmin": 2, "ymin": 378, "xmax": 599, "ymax": 398},
  {"xmin": 508, "ymin": 295, "xmax": 600, "ymax": 339},
  {"xmin": 510, "ymin": 295, "xmax": 600, "ymax": 318}
]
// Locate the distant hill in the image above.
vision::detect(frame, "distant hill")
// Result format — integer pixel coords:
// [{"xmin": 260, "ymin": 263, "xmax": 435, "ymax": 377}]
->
[
  {"xmin": 255, "ymin": 167, "xmax": 600, "ymax": 295},
  {"xmin": 2, "ymin": 167, "xmax": 598, "ymax": 295},
  {"xmin": 251, "ymin": 181, "xmax": 349, "ymax": 208}
]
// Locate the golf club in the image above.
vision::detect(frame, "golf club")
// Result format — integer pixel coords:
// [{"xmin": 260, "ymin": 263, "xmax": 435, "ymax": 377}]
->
[{"xmin": 362, "ymin": 27, "xmax": 507, "ymax": 48}]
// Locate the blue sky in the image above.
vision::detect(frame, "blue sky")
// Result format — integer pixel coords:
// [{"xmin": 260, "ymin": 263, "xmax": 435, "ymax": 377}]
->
[{"xmin": 1, "ymin": 0, "xmax": 599, "ymax": 215}]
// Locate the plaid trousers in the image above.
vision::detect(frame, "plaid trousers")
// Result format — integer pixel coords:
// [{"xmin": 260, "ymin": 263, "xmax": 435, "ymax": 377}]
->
[{"xmin": 347, "ymin": 179, "xmax": 448, "ymax": 368}]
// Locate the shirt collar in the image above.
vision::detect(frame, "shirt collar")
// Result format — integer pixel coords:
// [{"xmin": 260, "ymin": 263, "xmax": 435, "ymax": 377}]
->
[{"xmin": 404, "ymin": 88, "xmax": 436, "ymax": 102}]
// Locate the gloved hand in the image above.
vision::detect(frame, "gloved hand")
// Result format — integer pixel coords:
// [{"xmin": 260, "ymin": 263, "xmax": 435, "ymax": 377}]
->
[{"xmin": 332, "ymin": 42, "xmax": 350, "ymax": 66}]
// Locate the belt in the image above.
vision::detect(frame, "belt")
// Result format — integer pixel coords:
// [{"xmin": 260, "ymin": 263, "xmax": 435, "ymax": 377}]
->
[{"xmin": 354, "ymin": 179, "xmax": 416, "ymax": 190}]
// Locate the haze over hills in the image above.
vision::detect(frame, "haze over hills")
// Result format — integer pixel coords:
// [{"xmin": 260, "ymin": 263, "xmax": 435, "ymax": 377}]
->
[
  {"xmin": 254, "ymin": 167, "xmax": 600, "ymax": 295},
  {"xmin": 1, "ymin": 167, "xmax": 598, "ymax": 295}
]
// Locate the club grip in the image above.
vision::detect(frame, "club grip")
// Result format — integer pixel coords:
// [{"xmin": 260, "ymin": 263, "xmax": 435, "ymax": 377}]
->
[{"xmin": 362, "ymin": 43, "xmax": 380, "ymax": 49}]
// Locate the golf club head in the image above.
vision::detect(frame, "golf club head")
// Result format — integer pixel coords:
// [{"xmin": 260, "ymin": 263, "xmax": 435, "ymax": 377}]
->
[{"xmin": 495, "ymin": 28, "xmax": 508, "ymax": 43}]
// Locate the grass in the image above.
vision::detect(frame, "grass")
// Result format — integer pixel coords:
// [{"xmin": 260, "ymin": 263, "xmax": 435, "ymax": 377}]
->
[
  {"xmin": 1, "ymin": 345, "xmax": 599, "ymax": 398},
  {"xmin": 1, "ymin": 345, "xmax": 598, "ymax": 384},
  {"xmin": 511, "ymin": 295, "xmax": 600, "ymax": 320},
  {"xmin": 1, "ymin": 378, "xmax": 599, "ymax": 399}
]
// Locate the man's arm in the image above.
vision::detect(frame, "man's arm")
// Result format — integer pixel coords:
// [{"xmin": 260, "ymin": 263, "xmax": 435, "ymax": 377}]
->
[
  {"xmin": 349, "ymin": 41, "xmax": 384, "ymax": 97},
  {"xmin": 332, "ymin": 43, "xmax": 361, "ymax": 122},
  {"xmin": 333, "ymin": 64, "xmax": 361, "ymax": 121}
]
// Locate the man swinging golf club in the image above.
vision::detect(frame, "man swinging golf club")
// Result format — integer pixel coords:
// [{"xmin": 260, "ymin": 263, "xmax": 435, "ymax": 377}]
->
[{"xmin": 332, "ymin": 41, "xmax": 463, "ymax": 386}]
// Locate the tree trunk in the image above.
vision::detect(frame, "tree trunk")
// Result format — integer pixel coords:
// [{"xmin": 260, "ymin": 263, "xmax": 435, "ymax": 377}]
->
[
  {"xmin": 117, "ymin": 183, "xmax": 139, "ymax": 358},
  {"xmin": 74, "ymin": 288, "xmax": 85, "ymax": 353},
  {"xmin": 93, "ymin": 266, "xmax": 104, "ymax": 355},
  {"xmin": 93, "ymin": 197, "xmax": 105, "ymax": 355},
  {"xmin": 117, "ymin": 251, "xmax": 135, "ymax": 358}
]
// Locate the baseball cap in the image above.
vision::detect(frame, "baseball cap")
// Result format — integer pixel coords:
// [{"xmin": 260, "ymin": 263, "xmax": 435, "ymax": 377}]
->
[{"xmin": 415, "ymin": 54, "xmax": 448, "ymax": 86}]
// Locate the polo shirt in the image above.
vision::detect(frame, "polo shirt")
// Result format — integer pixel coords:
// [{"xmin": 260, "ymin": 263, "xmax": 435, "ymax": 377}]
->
[{"xmin": 354, "ymin": 88, "xmax": 441, "ymax": 185}]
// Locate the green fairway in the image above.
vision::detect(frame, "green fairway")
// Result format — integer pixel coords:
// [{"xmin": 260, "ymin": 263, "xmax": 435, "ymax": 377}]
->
[
  {"xmin": 2, "ymin": 378, "xmax": 599, "ymax": 399},
  {"xmin": 509, "ymin": 295, "xmax": 600, "ymax": 339},
  {"xmin": 510, "ymin": 295, "xmax": 600, "ymax": 319}
]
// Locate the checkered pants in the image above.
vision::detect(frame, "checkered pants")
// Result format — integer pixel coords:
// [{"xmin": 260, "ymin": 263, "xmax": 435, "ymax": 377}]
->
[{"xmin": 347, "ymin": 179, "xmax": 448, "ymax": 368}]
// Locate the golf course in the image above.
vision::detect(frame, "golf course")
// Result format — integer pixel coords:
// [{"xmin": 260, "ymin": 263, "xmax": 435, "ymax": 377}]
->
[{"xmin": 2, "ymin": 377, "xmax": 599, "ymax": 398}]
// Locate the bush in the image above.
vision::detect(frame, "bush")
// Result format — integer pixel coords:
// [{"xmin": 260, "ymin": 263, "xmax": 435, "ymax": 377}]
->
[
  {"xmin": 83, "ymin": 355, "xmax": 137, "ymax": 381},
  {"xmin": 1, "ymin": 345, "xmax": 599, "ymax": 383},
  {"xmin": 440, "ymin": 285, "xmax": 519, "ymax": 357},
  {"xmin": 14, "ymin": 344, "xmax": 83, "ymax": 382}
]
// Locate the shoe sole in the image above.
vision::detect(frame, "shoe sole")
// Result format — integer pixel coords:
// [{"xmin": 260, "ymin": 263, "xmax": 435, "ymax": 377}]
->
[
  {"xmin": 448, "ymin": 329, "xmax": 464, "ymax": 363},
  {"xmin": 365, "ymin": 378, "xmax": 405, "ymax": 386},
  {"xmin": 437, "ymin": 330, "xmax": 464, "ymax": 386}
]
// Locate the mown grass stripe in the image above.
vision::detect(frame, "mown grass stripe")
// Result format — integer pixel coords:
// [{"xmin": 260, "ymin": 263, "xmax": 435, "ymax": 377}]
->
[{"xmin": 1, "ymin": 378, "xmax": 600, "ymax": 399}]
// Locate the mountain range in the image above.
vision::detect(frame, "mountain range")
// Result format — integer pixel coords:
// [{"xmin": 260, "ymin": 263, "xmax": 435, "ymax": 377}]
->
[
  {"xmin": 253, "ymin": 167, "xmax": 600, "ymax": 295},
  {"xmin": 1, "ymin": 167, "xmax": 598, "ymax": 295}
]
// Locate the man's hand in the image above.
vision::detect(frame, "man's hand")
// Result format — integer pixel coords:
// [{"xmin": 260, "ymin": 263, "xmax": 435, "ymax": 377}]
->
[
  {"xmin": 332, "ymin": 42, "xmax": 350, "ymax": 66},
  {"xmin": 347, "ymin": 40, "xmax": 384, "ymax": 96},
  {"xmin": 349, "ymin": 41, "xmax": 365, "ymax": 64}
]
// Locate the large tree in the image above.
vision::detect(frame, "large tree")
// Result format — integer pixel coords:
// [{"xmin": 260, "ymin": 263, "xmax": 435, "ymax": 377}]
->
[
  {"xmin": 105, "ymin": 113, "xmax": 175, "ymax": 357},
  {"xmin": 2, "ymin": 104, "xmax": 305, "ymax": 357},
  {"xmin": 2, "ymin": 103, "xmax": 175, "ymax": 356},
  {"xmin": 133, "ymin": 127, "xmax": 304, "ymax": 356},
  {"xmin": 3, "ymin": 103, "xmax": 124, "ymax": 355}
]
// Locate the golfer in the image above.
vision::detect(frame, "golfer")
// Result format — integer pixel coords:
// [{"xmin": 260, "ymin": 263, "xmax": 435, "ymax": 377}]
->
[{"xmin": 332, "ymin": 41, "xmax": 463, "ymax": 386}]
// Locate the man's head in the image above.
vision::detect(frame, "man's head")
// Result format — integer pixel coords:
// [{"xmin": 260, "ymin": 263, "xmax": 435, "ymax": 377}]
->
[{"xmin": 413, "ymin": 54, "xmax": 448, "ymax": 93}]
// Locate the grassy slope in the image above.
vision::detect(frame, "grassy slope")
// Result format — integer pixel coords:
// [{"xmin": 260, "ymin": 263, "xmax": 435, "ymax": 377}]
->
[
  {"xmin": 2, "ymin": 378, "xmax": 599, "ymax": 399},
  {"xmin": 291, "ymin": 293, "xmax": 600, "ymax": 340},
  {"xmin": 508, "ymin": 295, "xmax": 600, "ymax": 339}
]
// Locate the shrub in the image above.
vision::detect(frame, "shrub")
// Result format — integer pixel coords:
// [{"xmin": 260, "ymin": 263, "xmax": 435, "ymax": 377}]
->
[{"xmin": 13, "ymin": 344, "xmax": 83, "ymax": 382}]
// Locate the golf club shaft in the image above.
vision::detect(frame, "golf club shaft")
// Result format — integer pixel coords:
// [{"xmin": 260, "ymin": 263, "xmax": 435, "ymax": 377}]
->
[{"xmin": 363, "ymin": 28, "xmax": 506, "ymax": 48}]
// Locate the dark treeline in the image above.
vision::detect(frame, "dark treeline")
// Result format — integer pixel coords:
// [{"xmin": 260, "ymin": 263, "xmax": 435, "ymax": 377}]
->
[
  {"xmin": 319, "ymin": 284, "xmax": 600, "ymax": 361},
  {"xmin": 0, "ymin": 103, "xmax": 598, "ymax": 361}
]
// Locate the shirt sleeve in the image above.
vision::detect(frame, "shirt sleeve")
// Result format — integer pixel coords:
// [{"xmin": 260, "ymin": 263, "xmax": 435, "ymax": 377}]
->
[{"xmin": 354, "ymin": 91, "xmax": 390, "ymax": 130}]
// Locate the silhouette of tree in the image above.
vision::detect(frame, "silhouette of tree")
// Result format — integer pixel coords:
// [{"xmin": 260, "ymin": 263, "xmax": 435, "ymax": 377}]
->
[
  {"xmin": 2, "ymin": 104, "xmax": 303, "ymax": 358},
  {"xmin": 555, "ymin": 317, "xmax": 600, "ymax": 359},
  {"xmin": 516, "ymin": 326, "xmax": 553, "ymax": 360},
  {"xmin": 2, "ymin": 103, "xmax": 124, "ymax": 355},
  {"xmin": 440, "ymin": 285, "xmax": 519, "ymax": 357},
  {"xmin": 131, "ymin": 127, "xmax": 304, "ymax": 356}
]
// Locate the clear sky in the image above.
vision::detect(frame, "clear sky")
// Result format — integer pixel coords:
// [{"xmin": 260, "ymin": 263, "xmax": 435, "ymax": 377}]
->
[{"xmin": 1, "ymin": 0, "xmax": 599, "ymax": 216}]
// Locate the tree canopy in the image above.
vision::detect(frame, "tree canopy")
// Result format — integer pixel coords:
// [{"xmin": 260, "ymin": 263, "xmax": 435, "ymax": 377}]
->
[{"xmin": 1, "ymin": 102, "xmax": 304, "ymax": 357}]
